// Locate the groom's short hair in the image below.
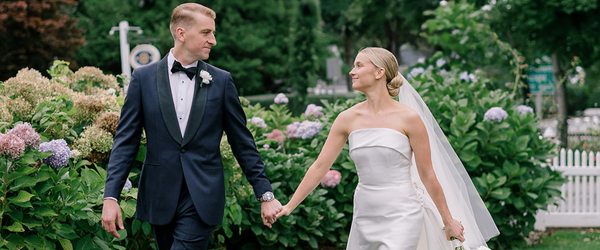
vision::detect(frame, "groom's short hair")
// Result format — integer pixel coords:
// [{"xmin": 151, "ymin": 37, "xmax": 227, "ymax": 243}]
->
[{"xmin": 170, "ymin": 3, "xmax": 216, "ymax": 39}]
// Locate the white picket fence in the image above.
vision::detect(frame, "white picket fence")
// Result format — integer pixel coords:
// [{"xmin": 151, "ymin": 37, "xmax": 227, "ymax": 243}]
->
[{"xmin": 534, "ymin": 148, "xmax": 600, "ymax": 230}]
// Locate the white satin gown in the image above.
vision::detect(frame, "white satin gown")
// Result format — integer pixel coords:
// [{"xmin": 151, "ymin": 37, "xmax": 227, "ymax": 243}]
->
[{"xmin": 347, "ymin": 128, "xmax": 456, "ymax": 250}]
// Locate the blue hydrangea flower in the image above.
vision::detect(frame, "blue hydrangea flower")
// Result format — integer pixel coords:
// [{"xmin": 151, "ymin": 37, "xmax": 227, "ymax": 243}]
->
[
  {"xmin": 296, "ymin": 121, "xmax": 323, "ymax": 139},
  {"xmin": 249, "ymin": 117, "xmax": 267, "ymax": 128},
  {"xmin": 408, "ymin": 67, "xmax": 425, "ymax": 79},
  {"xmin": 484, "ymin": 107, "xmax": 509, "ymax": 122},
  {"xmin": 38, "ymin": 139, "xmax": 71, "ymax": 168},
  {"xmin": 286, "ymin": 122, "xmax": 301, "ymax": 139},
  {"xmin": 123, "ymin": 178, "xmax": 132, "ymax": 192},
  {"xmin": 274, "ymin": 93, "xmax": 289, "ymax": 104},
  {"xmin": 517, "ymin": 105, "xmax": 534, "ymax": 115}
]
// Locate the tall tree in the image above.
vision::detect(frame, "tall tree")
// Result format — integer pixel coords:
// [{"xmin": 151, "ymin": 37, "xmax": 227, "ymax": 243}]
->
[
  {"xmin": 481, "ymin": 0, "xmax": 600, "ymax": 147},
  {"xmin": 0, "ymin": 0, "xmax": 85, "ymax": 81},
  {"xmin": 74, "ymin": 0, "xmax": 328, "ymax": 96}
]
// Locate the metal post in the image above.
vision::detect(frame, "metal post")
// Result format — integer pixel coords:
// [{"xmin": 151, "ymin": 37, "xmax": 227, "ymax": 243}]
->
[
  {"xmin": 109, "ymin": 21, "xmax": 143, "ymax": 80},
  {"xmin": 118, "ymin": 21, "xmax": 132, "ymax": 79}
]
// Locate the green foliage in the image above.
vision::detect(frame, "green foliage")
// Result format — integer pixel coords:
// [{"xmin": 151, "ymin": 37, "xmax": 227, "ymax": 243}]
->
[
  {"xmin": 408, "ymin": 62, "xmax": 564, "ymax": 249},
  {"xmin": 74, "ymin": 0, "xmax": 330, "ymax": 96}
]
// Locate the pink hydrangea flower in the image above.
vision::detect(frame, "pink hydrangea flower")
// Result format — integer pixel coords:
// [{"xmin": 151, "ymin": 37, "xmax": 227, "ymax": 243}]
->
[
  {"xmin": 305, "ymin": 104, "xmax": 324, "ymax": 119},
  {"xmin": 267, "ymin": 129, "xmax": 286, "ymax": 144},
  {"xmin": 321, "ymin": 170, "xmax": 342, "ymax": 188},
  {"xmin": 0, "ymin": 133, "xmax": 26, "ymax": 160},
  {"xmin": 7, "ymin": 122, "xmax": 41, "ymax": 150}
]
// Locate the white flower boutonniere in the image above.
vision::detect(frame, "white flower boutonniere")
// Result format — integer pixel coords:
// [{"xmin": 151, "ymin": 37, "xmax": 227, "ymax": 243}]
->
[{"xmin": 199, "ymin": 70, "xmax": 212, "ymax": 87}]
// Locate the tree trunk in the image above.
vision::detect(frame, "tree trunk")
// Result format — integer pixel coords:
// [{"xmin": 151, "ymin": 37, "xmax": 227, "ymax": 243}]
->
[
  {"xmin": 343, "ymin": 31, "xmax": 354, "ymax": 92},
  {"xmin": 552, "ymin": 53, "xmax": 568, "ymax": 148}
]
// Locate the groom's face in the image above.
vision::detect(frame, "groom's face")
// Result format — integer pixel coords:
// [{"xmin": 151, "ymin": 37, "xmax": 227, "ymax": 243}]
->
[{"xmin": 182, "ymin": 13, "xmax": 217, "ymax": 61}]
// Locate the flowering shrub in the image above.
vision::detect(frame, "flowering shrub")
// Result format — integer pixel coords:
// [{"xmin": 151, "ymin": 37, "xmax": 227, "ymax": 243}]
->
[
  {"xmin": 408, "ymin": 63, "xmax": 563, "ymax": 249},
  {"xmin": 484, "ymin": 107, "xmax": 509, "ymax": 122},
  {"xmin": 70, "ymin": 66, "xmax": 121, "ymax": 95},
  {"xmin": 266, "ymin": 129, "xmax": 286, "ymax": 144},
  {"xmin": 38, "ymin": 139, "xmax": 71, "ymax": 168},
  {"xmin": 7, "ymin": 123, "xmax": 40, "ymax": 150},
  {"xmin": 517, "ymin": 105, "xmax": 534, "ymax": 115},
  {"xmin": 304, "ymin": 104, "xmax": 324, "ymax": 119},
  {"xmin": 295, "ymin": 120, "xmax": 323, "ymax": 139},
  {"xmin": 274, "ymin": 93, "xmax": 289, "ymax": 104},
  {"xmin": 72, "ymin": 125, "xmax": 114, "ymax": 163},
  {"xmin": 0, "ymin": 133, "xmax": 25, "ymax": 160},
  {"xmin": 321, "ymin": 170, "xmax": 342, "ymax": 188}
]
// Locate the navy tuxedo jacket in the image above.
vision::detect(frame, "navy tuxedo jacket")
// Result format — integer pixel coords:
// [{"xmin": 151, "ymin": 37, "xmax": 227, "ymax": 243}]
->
[{"xmin": 104, "ymin": 56, "xmax": 272, "ymax": 226}]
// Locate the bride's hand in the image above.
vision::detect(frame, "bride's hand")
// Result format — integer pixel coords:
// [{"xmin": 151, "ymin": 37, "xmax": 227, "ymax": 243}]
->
[
  {"xmin": 444, "ymin": 219, "xmax": 465, "ymax": 242},
  {"xmin": 275, "ymin": 204, "xmax": 293, "ymax": 219}
]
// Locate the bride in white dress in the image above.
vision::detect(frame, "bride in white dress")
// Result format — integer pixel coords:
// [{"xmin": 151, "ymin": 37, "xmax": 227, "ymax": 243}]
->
[{"xmin": 276, "ymin": 47, "xmax": 499, "ymax": 249}]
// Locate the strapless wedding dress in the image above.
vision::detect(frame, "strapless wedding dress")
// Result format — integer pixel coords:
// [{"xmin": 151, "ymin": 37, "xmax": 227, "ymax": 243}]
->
[{"xmin": 347, "ymin": 128, "xmax": 455, "ymax": 250}]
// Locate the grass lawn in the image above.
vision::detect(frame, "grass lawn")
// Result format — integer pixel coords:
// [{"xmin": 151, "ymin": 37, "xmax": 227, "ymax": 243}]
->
[{"xmin": 511, "ymin": 229, "xmax": 600, "ymax": 250}]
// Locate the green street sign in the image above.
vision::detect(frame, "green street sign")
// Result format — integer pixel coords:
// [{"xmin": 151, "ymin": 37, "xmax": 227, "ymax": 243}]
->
[{"xmin": 528, "ymin": 64, "xmax": 554, "ymax": 94}]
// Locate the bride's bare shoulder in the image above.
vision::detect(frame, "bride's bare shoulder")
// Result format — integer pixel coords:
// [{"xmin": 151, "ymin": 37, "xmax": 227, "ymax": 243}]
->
[{"xmin": 394, "ymin": 102, "xmax": 422, "ymax": 123}]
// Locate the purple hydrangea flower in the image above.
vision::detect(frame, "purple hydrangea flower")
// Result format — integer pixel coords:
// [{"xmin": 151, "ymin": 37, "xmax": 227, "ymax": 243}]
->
[
  {"xmin": 274, "ymin": 93, "xmax": 289, "ymax": 104},
  {"xmin": 7, "ymin": 122, "xmax": 41, "ymax": 150},
  {"xmin": 249, "ymin": 117, "xmax": 267, "ymax": 128},
  {"xmin": 286, "ymin": 122, "xmax": 301, "ymax": 139},
  {"xmin": 321, "ymin": 170, "xmax": 342, "ymax": 188},
  {"xmin": 38, "ymin": 139, "xmax": 71, "ymax": 168},
  {"xmin": 484, "ymin": 107, "xmax": 509, "ymax": 122},
  {"xmin": 296, "ymin": 120, "xmax": 323, "ymax": 139},
  {"xmin": 517, "ymin": 105, "xmax": 534, "ymax": 115},
  {"xmin": 305, "ymin": 104, "xmax": 324, "ymax": 119},
  {"xmin": 459, "ymin": 71, "xmax": 469, "ymax": 81},
  {"xmin": 0, "ymin": 133, "xmax": 26, "ymax": 160},
  {"xmin": 123, "ymin": 178, "xmax": 132, "ymax": 192}
]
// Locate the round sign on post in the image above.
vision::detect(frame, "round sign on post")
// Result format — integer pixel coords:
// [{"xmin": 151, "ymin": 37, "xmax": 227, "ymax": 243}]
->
[{"xmin": 130, "ymin": 44, "xmax": 161, "ymax": 69}]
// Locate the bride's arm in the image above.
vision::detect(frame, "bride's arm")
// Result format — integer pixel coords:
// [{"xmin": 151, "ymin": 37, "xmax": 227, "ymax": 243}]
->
[
  {"xmin": 276, "ymin": 113, "xmax": 350, "ymax": 217},
  {"xmin": 406, "ymin": 111, "xmax": 465, "ymax": 242}
]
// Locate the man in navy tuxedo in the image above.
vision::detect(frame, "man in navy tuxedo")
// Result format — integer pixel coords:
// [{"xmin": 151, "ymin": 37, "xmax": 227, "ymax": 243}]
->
[{"xmin": 101, "ymin": 3, "xmax": 282, "ymax": 249}]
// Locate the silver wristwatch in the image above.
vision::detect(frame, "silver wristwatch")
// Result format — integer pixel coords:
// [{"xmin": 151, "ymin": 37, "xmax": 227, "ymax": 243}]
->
[{"xmin": 257, "ymin": 191, "xmax": 275, "ymax": 202}]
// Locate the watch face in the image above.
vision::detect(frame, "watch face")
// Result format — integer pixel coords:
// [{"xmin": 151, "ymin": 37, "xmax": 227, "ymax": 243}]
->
[{"xmin": 262, "ymin": 192, "xmax": 274, "ymax": 201}]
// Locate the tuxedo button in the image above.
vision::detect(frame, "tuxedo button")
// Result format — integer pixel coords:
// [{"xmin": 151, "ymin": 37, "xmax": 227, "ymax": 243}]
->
[{"xmin": 180, "ymin": 149, "xmax": 186, "ymax": 154}]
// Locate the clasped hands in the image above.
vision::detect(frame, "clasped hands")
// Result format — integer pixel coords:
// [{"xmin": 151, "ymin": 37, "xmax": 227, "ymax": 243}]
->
[{"xmin": 102, "ymin": 198, "xmax": 287, "ymax": 238}]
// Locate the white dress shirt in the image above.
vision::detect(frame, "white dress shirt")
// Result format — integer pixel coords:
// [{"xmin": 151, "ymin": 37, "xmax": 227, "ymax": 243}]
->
[{"xmin": 167, "ymin": 49, "xmax": 197, "ymax": 137}]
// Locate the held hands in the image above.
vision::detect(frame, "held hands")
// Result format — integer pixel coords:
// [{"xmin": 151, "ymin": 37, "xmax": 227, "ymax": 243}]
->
[
  {"xmin": 101, "ymin": 199, "xmax": 124, "ymax": 238},
  {"xmin": 261, "ymin": 199, "xmax": 283, "ymax": 228},
  {"xmin": 275, "ymin": 204, "xmax": 293, "ymax": 218},
  {"xmin": 444, "ymin": 219, "xmax": 465, "ymax": 242}
]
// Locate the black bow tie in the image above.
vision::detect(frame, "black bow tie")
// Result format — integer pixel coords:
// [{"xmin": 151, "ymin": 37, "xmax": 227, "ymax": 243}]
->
[{"xmin": 171, "ymin": 61, "xmax": 197, "ymax": 80}]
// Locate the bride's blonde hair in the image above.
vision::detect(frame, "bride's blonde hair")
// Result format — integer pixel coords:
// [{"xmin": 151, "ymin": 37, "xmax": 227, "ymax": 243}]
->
[{"xmin": 359, "ymin": 47, "xmax": 403, "ymax": 97}]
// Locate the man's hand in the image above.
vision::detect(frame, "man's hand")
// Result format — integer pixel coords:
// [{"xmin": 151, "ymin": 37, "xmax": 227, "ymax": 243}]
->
[
  {"xmin": 102, "ymin": 199, "xmax": 124, "ymax": 238},
  {"xmin": 261, "ymin": 199, "xmax": 282, "ymax": 228}
]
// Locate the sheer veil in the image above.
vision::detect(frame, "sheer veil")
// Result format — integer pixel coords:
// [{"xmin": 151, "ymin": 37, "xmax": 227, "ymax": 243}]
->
[{"xmin": 397, "ymin": 74, "xmax": 500, "ymax": 248}]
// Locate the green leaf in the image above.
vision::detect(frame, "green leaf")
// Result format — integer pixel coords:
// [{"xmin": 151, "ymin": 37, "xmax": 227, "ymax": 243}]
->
[
  {"xmin": 502, "ymin": 160, "xmax": 520, "ymax": 177},
  {"xmin": 251, "ymin": 224, "xmax": 263, "ymax": 235},
  {"xmin": 11, "ymin": 175, "xmax": 38, "ymax": 189},
  {"xmin": 120, "ymin": 199, "xmax": 136, "ymax": 218},
  {"xmin": 4, "ymin": 222, "xmax": 25, "ymax": 232},
  {"xmin": 56, "ymin": 223, "xmax": 78, "ymax": 240},
  {"xmin": 75, "ymin": 234, "xmax": 94, "ymax": 250},
  {"xmin": 34, "ymin": 206, "xmax": 58, "ymax": 217},
  {"xmin": 132, "ymin": 219, "xmax": 141, "ymax": 235},
  {"xmin": 490, "ymin": 188, "xmax": 511, "ymax": 200},
  {"xmin": 515, "ymin": 135, "xmax": 530, "ymax": 151},
  {"xmin": 308, "ymin": 236, "xmax": 318, "ymax": 249},
  {"xmin": 58, "ymin": 238, "xmax": 73, "ymax": 250},
  {"xmin": 142, "ymin": 221, "xmax": 152, "ymax": 235},
  {"xmin": 24, "ymin": 234, "xmax": 45, "ymax": 249},
  {"xmin": 92, "ymin": 236, "xmax": 110, "ymax": 250},
  {"xmin": 8, "ymin": 190, "xmax": 35, "ymax": 204}
]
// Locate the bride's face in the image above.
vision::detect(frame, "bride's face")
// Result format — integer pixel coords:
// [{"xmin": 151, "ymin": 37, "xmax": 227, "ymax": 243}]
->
[{"xmin": 350, "ymin": 53, "xmax": 380, "ymax": 91}]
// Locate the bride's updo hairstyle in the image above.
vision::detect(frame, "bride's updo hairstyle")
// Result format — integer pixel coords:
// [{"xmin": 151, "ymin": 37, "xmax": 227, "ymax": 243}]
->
[{"xmin": 359, "ymin": 47, "xmax": 403, "ymax": 97}]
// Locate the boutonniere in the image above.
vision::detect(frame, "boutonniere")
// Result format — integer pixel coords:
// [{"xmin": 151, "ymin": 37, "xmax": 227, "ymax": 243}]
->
[{"xmin": 199, "ymin": 70, "xmax": 212, "ymax": 87}]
